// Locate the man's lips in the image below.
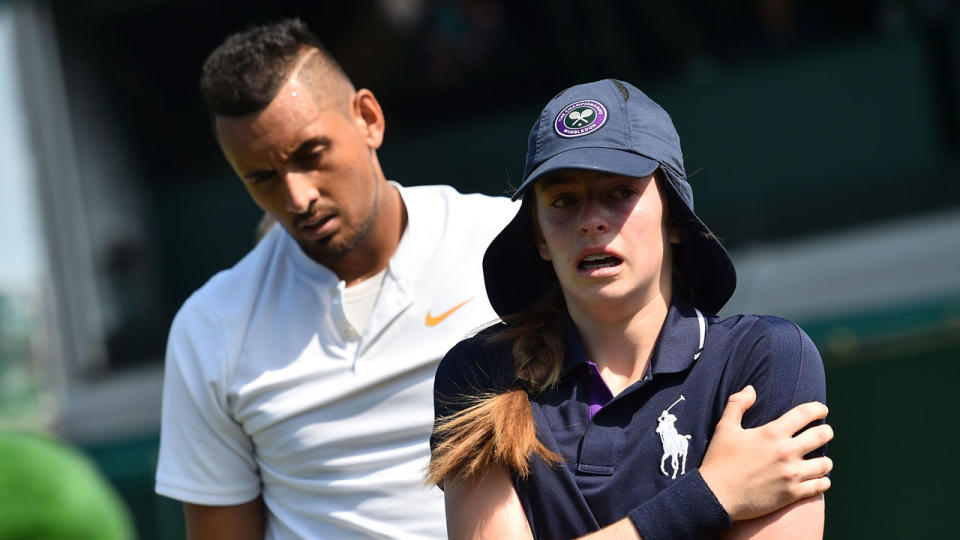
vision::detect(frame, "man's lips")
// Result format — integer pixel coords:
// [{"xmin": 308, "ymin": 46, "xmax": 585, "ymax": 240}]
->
[{"xmin": 297, "ymin": 213, "xmax": 337, "ymax": 239}]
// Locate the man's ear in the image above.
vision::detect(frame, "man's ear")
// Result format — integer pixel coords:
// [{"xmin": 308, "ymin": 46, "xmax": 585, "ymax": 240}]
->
[{"xmin": 353, "ymin": 88, "xmax": 385, "ymax": 150}]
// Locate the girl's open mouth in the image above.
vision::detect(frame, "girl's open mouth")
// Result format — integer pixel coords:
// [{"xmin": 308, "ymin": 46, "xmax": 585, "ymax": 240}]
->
[{"xmin": 578, "ymin": 253, "xmax": 622, "ymax": 271}]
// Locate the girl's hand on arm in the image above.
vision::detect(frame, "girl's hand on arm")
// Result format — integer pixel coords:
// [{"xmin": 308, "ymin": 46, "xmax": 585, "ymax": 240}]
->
[{"xmin": 699, "ymin": 385, "xmax": 833, "ymax": 522}]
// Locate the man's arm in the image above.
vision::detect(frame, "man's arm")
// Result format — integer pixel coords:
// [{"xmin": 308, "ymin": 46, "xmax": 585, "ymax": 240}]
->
[
  {"xmin": 184, "ymin": 497, "xmax": 265, "ymax": 540},
  {"xmin": 156, "ymin": 298, "xmax": 263, "ymax": 534}
]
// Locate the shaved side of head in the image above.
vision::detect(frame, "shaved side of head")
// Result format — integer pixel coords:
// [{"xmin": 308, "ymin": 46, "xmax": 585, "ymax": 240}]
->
[
  {"xmin": 292, "ymin": 48, "xmax": 356, "ymax": 117},
  {"xmin": 200, "ymin": 18, "xmax": 354, "ymax": 118}
]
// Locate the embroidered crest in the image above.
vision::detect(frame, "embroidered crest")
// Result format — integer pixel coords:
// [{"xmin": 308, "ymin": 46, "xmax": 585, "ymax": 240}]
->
[
  {"xmin": 656, "ymin": 395, "xmax": 691, "ymax": 479},
  {"xmin": 554, "ymin": 99, "xmax": 607, "ymax": 138}
]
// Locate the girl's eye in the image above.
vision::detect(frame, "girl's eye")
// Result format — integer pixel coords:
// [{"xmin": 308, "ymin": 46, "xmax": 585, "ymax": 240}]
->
[
  {"xmin": 612, "ymin": 187, "xmax": 636, "ymax": 199},
  {"xmin": 550, "ymin": 194, "xmax": 577, "ymax": 209}
]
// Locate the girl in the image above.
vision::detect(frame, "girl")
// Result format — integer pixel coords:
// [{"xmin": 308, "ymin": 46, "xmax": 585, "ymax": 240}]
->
[{"xmin": 430, "ymin": 80, "xmax": 832, "ymax": 539}]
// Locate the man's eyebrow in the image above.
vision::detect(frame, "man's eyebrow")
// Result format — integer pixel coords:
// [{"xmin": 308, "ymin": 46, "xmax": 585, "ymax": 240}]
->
[
  {"xmin": 241, "ymin": 137, "xmax": 332, "ymax": 182},
  {"xmin": 292, "ymin": 136, "xmax": 331, "ymax": 157},
  {"xmin": 244, "ymin": 169, "xmax": 275, "ymax": 182}
]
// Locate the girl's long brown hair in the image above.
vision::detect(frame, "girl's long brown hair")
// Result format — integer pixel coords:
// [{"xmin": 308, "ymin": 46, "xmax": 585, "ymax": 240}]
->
[{"xmin": 427, "ymin": 285, "xmax": 567, "ymax": 486}]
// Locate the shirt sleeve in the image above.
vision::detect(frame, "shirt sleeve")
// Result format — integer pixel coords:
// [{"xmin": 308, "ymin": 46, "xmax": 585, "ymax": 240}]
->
[
  {"xmin": 736, "ymin": 316, "xmax": 828, "ymax": 456},
  {"xmin": 430, "ymin": 333, "xmax": 514, "ymax": 452},
  {"xmin": 154, "ymin": 293, "xmax": 261, "ymax": 505}
]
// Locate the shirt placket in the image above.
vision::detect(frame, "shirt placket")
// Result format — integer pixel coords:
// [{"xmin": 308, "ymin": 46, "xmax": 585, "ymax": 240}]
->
[{"xmin": 577, "ymin": 368, "xmax": 653, "ymax": 476}]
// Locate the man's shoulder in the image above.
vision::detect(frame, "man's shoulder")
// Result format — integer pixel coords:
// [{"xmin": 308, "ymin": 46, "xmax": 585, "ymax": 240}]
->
[
  {"xmin": 397, "ymin": 183, "xmax": 518, "ymax": 243},
  {"xmin": 398, "ymin": 183, "xmax": 517, "ymax": 216},
  {"xmin": 173, "ymin": 225, "xmax": 288, "ymax": 330}
]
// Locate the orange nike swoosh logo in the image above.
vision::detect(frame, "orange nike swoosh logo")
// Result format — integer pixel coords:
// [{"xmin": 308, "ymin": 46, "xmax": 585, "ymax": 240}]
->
[{"xmin": 425, "ymin": 299, "xmax": 472, "ymax": 327}]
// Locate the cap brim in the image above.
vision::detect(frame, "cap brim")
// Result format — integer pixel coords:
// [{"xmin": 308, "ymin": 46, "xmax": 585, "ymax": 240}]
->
[{"xmin": 514, "ymin": 147, "xmax": 660, "ymax": 200}]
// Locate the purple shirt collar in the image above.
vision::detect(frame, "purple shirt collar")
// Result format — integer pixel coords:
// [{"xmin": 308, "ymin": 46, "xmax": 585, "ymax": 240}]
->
[{"xmin": 585, "ymin": 360, "xmax": 614, "ymax": 419}]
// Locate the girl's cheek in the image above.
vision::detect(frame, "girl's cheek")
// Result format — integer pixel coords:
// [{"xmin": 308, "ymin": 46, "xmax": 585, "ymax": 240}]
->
[{"xmin": 541, "ymin": 210, "xmax": 573, "ymax": 230}]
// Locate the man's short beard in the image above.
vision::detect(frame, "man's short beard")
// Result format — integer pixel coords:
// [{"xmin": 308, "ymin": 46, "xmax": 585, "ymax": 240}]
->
[{"xmin": 300, "ymin": 177, "xmax": 380, "ymax": 266}]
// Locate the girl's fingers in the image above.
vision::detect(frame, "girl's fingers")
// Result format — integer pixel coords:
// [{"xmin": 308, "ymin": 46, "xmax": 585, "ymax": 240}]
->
[
  {"xmin": 795, "ymin": 475, "xmax": 832, "ymax": 499},
  {"xmin": 717, "ymin": 385, "xmax": 757, "ymax": 429},
  {"xmin": 791, "ymin": 423, "xmax": 834, "ymax": 453},
  {"xmin": 796, "ymin": 456, "xmax": 834, "ymax": 482},
  {"xmin": 771, "ymin": 401, "xmax": 829, "ymax": 435}
]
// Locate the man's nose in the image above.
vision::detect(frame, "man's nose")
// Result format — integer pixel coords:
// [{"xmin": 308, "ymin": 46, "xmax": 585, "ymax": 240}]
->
[
  {"xmin": 283, "ymin": 172, "xmax": 319, "ymax": 214},
  {"xmin": 578, "ymin": 199, "xmax": 609, "ymax": 235}
]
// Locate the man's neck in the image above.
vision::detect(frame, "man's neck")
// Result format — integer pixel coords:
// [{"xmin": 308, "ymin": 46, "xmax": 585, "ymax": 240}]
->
[{"xmin": 331, "ymin": 181, "xmax": 406, "ymax": 287}]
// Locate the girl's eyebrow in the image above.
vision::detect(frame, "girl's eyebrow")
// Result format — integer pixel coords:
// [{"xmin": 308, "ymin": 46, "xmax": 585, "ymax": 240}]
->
[{"xmin": 537, "ymin": 174, "xmax": 577, "ymax": 190}]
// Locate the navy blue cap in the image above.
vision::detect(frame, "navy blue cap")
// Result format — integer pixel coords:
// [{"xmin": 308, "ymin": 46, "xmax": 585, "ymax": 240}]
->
[{"xmin": 483, "ymin": 79, "xmax": 737, "ymax": 316}]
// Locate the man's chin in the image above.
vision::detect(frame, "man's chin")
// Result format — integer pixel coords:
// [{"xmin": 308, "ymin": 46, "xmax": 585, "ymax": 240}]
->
[
  {"xmin": 286, "ymin": 219, "xmax": 371, "ymax": 269},
  {"xmin": 295, "ymin": 234, "xmax": 352, "ymax": 266}
]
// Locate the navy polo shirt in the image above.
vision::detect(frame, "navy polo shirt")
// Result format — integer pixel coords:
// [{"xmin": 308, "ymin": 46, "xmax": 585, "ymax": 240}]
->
[{"xmin": 433, "ymin": 300, "xmax": 826, "ymax": 540}]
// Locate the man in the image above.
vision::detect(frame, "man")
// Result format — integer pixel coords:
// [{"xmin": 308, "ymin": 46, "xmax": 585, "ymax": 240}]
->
[{"xmin": 155, "ymin": 19, "xmax": 517, "ymax": 539}]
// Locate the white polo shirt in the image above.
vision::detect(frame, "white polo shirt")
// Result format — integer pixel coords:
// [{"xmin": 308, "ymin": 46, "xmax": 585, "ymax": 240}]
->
[{"xmin": 156, "ymin": 184, "xmax": 518, "ymax": 539}]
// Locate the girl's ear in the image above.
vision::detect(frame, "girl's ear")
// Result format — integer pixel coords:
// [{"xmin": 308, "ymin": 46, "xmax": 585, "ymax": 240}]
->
[
  {"xmin": 654, "ymin": 169, "xmax": 681, "ymax": 245},
  {"xmin": 536, "ymin": 232, "xmax": 552, "ymax": 261},
  {"xmin": 668, "ymin": 226, "xmax": 681, "ymax": 245},
  {"xmin": 532, "ymin": 210, "xmax": 552, "ymax": 261}
]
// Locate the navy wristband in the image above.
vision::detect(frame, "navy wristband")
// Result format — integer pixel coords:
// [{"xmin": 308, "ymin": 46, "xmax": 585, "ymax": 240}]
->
[{"xmin": 628, "ymin": 469, "xmax": 732, "ymax": 540}]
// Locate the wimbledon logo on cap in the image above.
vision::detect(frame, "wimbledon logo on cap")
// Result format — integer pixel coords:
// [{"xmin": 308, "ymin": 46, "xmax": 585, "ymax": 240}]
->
[{"xmin": 555, "ymin": 99, "xmax": 607, "ymax": 138}]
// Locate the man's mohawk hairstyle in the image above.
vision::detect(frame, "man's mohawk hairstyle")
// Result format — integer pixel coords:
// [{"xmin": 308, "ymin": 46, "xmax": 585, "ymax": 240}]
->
[{"xmin": 200, "ymin": 18, "xmax": 345, "ymax": 117}]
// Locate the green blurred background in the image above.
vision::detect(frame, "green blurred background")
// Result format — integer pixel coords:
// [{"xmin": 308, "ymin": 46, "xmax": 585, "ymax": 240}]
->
[{"xmin": 1, "ymin": 0, "xmax": 958, "ymax": 537}]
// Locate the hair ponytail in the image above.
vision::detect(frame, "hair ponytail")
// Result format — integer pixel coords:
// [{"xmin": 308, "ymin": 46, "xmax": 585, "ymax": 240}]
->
[
  {"xmin": 427, "ymin": 389, "xmax": 556, "ymax": 485},
  {"xmin": 428, "ymin": 286, "xmax": 567, "ymax": 485}
]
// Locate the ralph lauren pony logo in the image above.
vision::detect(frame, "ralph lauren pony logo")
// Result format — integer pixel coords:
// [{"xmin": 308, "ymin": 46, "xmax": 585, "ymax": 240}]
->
[{"xmin": 656, "ymin": 395, "xmax": 692, "ymax": 480}]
